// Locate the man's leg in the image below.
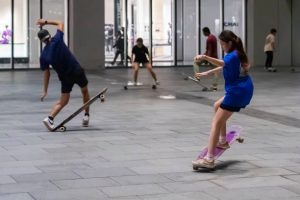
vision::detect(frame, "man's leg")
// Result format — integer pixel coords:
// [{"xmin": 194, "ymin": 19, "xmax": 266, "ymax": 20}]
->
[
  {"xmin": 269, "ymin": 51, "xmax": 274, "ymax": 68},
  {"xmin": 193, "ymin": 61, "xmax": 201, "ymax": 75},
  {"xmin": 111, "ymin": 51, "xmax": 120, "ymax": 64},
  {"xmin": 81, "ymin": 85, "xmax": 90, "ymax": 114},
  {"xmin": 43, "ymin": 93, "xmax": 70, "ymax": 130},
  {"xmin": 81, "ymin": 85, "xmax": 90, "ymax": 127},
  {"xmin": 145, "ymin": 63, "xmax": 158, "ymax": 82},
  {"xmin": 265, "ymin": 51, "xmax": 272, "ymax": 68},
  {"xmin": 50, "ymin": 93, "xmax": 70, "ymax": 118}
]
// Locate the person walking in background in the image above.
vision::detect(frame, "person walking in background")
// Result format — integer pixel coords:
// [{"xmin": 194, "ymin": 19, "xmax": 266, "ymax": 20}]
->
[
  {"xmin": 264, "ymin": 28, "xmax": 277, "ymax": 72},
  {"xmin": 193, "ymin": 27, "xmax": 219, "ymax": 91},
  {"xmin": 111, "ymin": 30, "xmax": 131, "ymax": 66},
  {"xmin": 111, "ymin": 31, "xmax": 125, "ymax": 65}
]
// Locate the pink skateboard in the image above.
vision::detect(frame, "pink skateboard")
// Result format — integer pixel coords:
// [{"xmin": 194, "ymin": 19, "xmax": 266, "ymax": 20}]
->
[{"xmin": 193, "ymin": 125, "xmax": 244, "ymax": 170}]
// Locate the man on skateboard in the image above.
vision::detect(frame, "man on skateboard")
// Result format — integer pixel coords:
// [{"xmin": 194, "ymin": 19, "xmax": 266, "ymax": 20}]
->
[
  {"xmin": 193, "ymin": 27, "xmax": 219, "ymax": 91},
  {"xmin": 37, "ymin": 19, "xmax": 91, "ymax": 131}
]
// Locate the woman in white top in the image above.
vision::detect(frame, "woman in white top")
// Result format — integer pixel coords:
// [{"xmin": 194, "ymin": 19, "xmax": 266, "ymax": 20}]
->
[{"xmin": 264, "ymin": 28, "xmax": 277, "ymax": 72}]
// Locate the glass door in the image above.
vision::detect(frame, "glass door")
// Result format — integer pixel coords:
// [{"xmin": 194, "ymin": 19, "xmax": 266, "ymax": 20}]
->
[
  {"xmin": 224, "ymin": 0, "xmax": 246, "ymax": 43},
  {"xmin": 176, "ymin": 0, "xmax": 199, "ymax": 65},
  {"xmin": 13, "ymin": 0, "xmax": 29, "ymax": 68},
  {"xmin": 200, "ymin": 0, "xmax": 222, "ymax": 58},
  {"xmin": 127, "ymin": 0, "xmax": 151, "ymax": 66},
  {"xmin": 0, "ymin": 0, "xmax": 12, "ymax": 69},
  {"xmin": 152, "ymin": 0, "xmax": 174, "ymax": 66}
]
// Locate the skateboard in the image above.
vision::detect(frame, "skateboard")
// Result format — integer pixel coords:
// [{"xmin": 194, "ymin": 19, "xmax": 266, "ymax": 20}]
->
[
  {"xmin": 193, "ymin": 125, "xmax": 244, "ymax": 170},
  {"xmin": 124, "ymin": 81, "xmax": 157, "ymax": 90},
  {"xmin": 180, "ymin": 72, "xmax": 210, "ymax": 91},
  {"xmin": 50, "ymin": 87, "xmax": 108, "ymax": 132},
  {"xmin": 266, "ymin": 67, "xmax": 277, "ymax": 72}
]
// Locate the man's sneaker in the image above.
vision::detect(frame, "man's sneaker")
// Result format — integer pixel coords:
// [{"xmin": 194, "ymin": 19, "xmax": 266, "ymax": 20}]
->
[
  {"xmin": 155, "ymin": 81, "xmax": 160, "ymax": 85},
  {"xmin": 216, "ymin": 141, "xmax": 230, "ymax": 149},
  {"xmin": 43, "ymin": 117, "xmax": 54, "ymax": 131},
  {"xmin": 192, "ymin": 158, "xmax": 215, "ymax": 169},
  {"xmin": 82, "ymin": 114, "xmax": 89, "ymax": 127}
]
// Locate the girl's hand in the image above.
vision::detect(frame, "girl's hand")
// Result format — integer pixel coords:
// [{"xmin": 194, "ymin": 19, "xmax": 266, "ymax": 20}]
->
[
  {"xmin": 195, "ymin": 71, "xmax": 209, "ymax": 78},
  {"xmin": 194, "ymin": 55, "xmax": 205, "ymax": 62}
]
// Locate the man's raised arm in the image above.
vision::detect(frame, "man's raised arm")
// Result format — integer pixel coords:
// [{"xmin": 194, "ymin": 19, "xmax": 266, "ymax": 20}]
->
[{"xmin": 36, "ymin": 19, "xmax": 64, "ymax": 32}]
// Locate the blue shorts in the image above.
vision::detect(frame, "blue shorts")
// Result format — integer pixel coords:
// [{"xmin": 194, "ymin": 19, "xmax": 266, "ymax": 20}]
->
[
  {"xmin": 61, "ymin": 68, "xmax": 88, "ymax": 93},
  {"xmin": 220, "ymin": 103, "xmax": 242, "ymax": 112}
]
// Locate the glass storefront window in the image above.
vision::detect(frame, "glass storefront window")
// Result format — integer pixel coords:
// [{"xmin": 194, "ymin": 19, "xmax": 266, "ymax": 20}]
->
[
  {"xmin": 0, "ymin": 0, "xmax": 68, "ymax": 70},
  {"xmin": 127, "ymin": 0, "xmax": 150, "ymax": 64},
  {"xmin": 104, "ymin": 0, "xmax": 246, "ymax": 68},
  {"xmin": 14, "ymin": 0, "xmax": 29, "ymax": 68},
  {"xmin": 224, "ymin": 0, "xmax": 246, "ymax": 43},
  {"xmin": 152, "ymin": 0, "xmax": 173, "ymax": 65},
  {"xmin": 176, "ymin": 0, "xmax": 199, "ymax": 65},
  {"xmin": 0, "ymin": 0, "xmax": 12, "ymax": 69},
  {"xmin": 200, "ymin": 0, "xmax": 221, "ymax": 58}
]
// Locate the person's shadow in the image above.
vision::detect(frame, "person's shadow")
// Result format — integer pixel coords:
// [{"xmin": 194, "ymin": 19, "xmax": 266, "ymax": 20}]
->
[{"xmin": 194, "ymin": 160, "xmax": 242, "ymax": 173}]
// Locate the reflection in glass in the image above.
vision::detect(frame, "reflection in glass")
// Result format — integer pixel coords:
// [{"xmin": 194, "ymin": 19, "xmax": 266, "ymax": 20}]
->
[
  {"xmin": 224, "ymin": 0, "xmax": 245, "ymax": 43},
  {"xmin": 152, "ymin": 0, "xmax": 173, "ymax": 64},
  {"xmin": 0, "ymin": 0, "xmax": 12, "ymax": 69},
  {"xmin": 201, "ymin": 0, "xmax": 221, "ymax": 58}
]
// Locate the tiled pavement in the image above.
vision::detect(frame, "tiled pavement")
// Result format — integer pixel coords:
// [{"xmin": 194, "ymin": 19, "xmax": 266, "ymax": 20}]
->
[{"xmin": 0, "ymin": 66, "xmax": 299, "ymax": 200}]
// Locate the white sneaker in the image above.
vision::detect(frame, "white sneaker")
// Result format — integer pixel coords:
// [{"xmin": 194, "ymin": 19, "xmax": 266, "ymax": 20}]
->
[
  {"xmin": 82, "ymin": 114, "xmax": 89, "ymax": 127},
  {"xmin": 155, "ymin": 81, "xmax": 160, "ymax": 85},
  {"xmin": 43, "ymin": 117, "xmax": 54, "ymax": 131}
]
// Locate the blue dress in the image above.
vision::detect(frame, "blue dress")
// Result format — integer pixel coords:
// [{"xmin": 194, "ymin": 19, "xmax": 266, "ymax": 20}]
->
[{"xmin": 221, "ymin": 50, "xmax": 254, "ymax": 111}]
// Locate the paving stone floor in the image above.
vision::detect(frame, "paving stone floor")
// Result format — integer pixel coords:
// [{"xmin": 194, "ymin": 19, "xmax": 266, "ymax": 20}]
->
[{"xmin": 0, "ymin": 66, "xmax": 299, "ymax": 200}]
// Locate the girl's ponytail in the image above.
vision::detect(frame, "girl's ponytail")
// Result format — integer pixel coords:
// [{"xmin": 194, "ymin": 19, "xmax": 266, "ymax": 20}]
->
[{"xmin": 235, "ymin": 37, "xmax": 248, "ymax": 65}]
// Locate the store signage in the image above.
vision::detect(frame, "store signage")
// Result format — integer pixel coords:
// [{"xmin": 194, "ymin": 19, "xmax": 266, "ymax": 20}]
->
[{"xmin": 224, "ymin": 22, "xmax": 239, "ymax": 27}]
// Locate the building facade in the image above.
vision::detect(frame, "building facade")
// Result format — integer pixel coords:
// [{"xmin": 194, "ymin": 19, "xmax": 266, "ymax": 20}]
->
[{"xmin": 0, "ymin": 0, "xmax": 299, "ymax": 70}]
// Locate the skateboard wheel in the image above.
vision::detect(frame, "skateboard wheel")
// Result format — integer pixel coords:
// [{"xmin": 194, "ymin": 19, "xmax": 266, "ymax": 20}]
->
[
  {"xmin": 193, "ymin": 166, "xmax": 199, "ymax": 171},
  {"xmin": 59, "ymin": 126, "xmax": 66, "ymax": 132},
  {"xmin": 100, "ymin": 95, "xmax": 105, "ymax": 102},
  {"xmin": 152, "ymin": 85, "xmax": 157, "ymax": 90},
  {"xmin": 237, "ymin": 138, "xmax": 244, "ymax": 143},
  {"xmin": 124, "ymin": 86, "xmax": 128, "ymax": 90},
  {"xmin": 202, "ymin": 87, "xmax": 208, "ymax": 92},
  {"xmin": 184, "ymin": 77, "xmax": 189, "ymax": 80}
]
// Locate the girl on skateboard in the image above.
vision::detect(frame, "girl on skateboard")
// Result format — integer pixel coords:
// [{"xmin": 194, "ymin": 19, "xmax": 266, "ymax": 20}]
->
[
  {"xmin": 192, "ymin": 30, "xmax": 254, "ymax": 169},
  {"xmin": 36, "ymin": 19, "xmax": 91, "ymax": 130},
  {"xmin": 131, "ymin": 38, "xmax": 159, "ymax": 85}
]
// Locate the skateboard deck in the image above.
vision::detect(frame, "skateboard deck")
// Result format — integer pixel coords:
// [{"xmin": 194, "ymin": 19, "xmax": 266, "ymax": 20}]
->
[
  {"xmin": 50, "ymin": 87, "xmax": 108, "ymax": 132},
  {"xmin": 124, "ymin": 81, "xmax": 157, "ymax": 90},
  {"xmin": 193, "ymin": 125, "xmax": 243, "ymax": 170},
  {"xmin": 180, "ymin": 72, "xmax": 209, "ymax": 91}
]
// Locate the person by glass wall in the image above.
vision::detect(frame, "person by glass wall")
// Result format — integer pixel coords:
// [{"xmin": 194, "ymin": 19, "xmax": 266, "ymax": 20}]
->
[
  {"xmin": 0, "ymin": 0, "xmax": 12, "ymax": 69},
  {"xmin": 0, "ymin": 0, "xmax": 68, "ymax": 70}
]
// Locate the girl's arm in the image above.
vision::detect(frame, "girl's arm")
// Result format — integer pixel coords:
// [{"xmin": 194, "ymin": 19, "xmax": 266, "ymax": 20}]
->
[
  {"xmin": 195, "ymin": 55, "xmax": 224, "ymax": 67},
  {"xmin": 194, "ymin": 55, "xmax": 224, "ymax": 78}
]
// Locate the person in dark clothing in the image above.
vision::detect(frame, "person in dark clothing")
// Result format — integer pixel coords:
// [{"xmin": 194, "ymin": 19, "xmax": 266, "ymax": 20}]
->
[
  {"xmin": 111, "ymin": 30, "xmax": 131, "ymax": 65},
  {"xmin": 131, "ymin": 38, "xmax": 159, "ymax": 85},
  {"xmin": 37, "ymin": 19, "xmax": 91, "ymax": 131}
]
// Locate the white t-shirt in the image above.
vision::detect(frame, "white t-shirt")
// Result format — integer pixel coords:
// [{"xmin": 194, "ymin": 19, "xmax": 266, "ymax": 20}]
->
[{"xmin": 264, "ymin": 34, "xmax": 275, "ymax": 52}]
